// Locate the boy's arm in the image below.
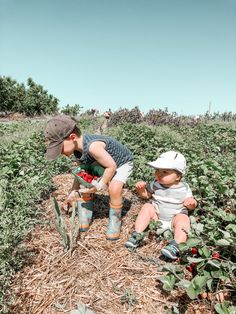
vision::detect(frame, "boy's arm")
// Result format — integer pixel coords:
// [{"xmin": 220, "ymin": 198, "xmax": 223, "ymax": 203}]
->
[{"xmin": 87, "ymin": 141, "xmax": 117, "ymax": 187}]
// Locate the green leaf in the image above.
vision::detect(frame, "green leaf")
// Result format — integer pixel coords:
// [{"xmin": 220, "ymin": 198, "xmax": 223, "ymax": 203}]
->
[
  {"xmin": 215, "ymin": 239, "xmax": 231, "ymax": 246},
  {"xmin": 206, "ymin": 278, "xmax": 213, "ymax": 291},
  {"xmin": 187, "ymin": 284, "xmax": 199, "ymax": 300},
  {"xmin": 176, "ymin": 279, "xmax": 191, "ymax": 289},
  {"xmin": 226, "ymin": 224, "xmax": 236, "ymax": 234},
  {"xmin": 161, "ymin": 264, "xmax": 181, "ymax": 274},
  {"xmin": 206, "ymin": 259, "xmax": 221, "ymax": 269},
  {"xmin": 214, "ymin": 301, "xmax": 235, "ymax": 314},
  {"xmin": 219, "ymin": 230, "xmax": 231, "ymax": 239},
  {"xmin": 187, "ymin": 257, "xmax": 205, "ymax": 263},
  {"xmin": 187, "ymin": 275, "xmax": 209, "ymax": 299},
  {"xmin": 159, "ymin": 274, "xmax": 176, "ymax": 291},
  {"xmin": 199, "ymin": 246, "xmax": 211, "ymax": 258},
  {"xmin": 192, "ymin": 223, "xmax": 204, "ymax": 233},
  {"xmin": 186, "ymin": 238, "xmax": 201, "ymax": 247},
  {"xmin": 156, "ymin": 228, "xmax": 167, "ymax": 235}
]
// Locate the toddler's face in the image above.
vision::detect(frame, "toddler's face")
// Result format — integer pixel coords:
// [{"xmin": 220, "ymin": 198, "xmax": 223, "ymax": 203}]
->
[{"xmin": 155, "ymin": 169, "xmax": 181, "ymax": 186}]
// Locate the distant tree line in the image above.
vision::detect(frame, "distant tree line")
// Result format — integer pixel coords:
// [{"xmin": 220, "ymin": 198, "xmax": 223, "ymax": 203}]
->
[
  {"xmin": 1, "ymin": 76, "xmax": 235, "ymax": 122},
  {"xmin": 107, "ymin": 106, "xmax": 236, "ymax": 127},
  {"xmin": 0, "ymin": 76, "xmax": 59, "ymax": 116}
]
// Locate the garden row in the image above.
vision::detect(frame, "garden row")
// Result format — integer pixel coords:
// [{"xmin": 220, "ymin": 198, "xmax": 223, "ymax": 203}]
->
[
  {"xmin": 106, "ymin": 122, "xmax": 236, "ymax": 313},
  {"xmin": 0, "ymin": 119, "xmax": 235, "ymax": 313},
  {"xmin": 0, "ymin": 121, "xmax": 70, "ymax": 311}
]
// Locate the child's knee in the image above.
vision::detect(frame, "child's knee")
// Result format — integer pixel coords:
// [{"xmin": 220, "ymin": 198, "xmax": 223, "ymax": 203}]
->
[
  {"xmin": 173, "ymin": 214, "xmax": 190, "ymax": 229},
  {"xmin": 142, "ymin": 203, "xmax": 157, "ymax": 218},
  {"xmin": 108, "ymin": 180, "xmax": 123, "ymax": 197}
]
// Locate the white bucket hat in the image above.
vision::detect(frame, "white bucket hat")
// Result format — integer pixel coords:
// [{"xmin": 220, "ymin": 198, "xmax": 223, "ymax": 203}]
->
[{"xmin": 147, "ymin": 151, "xmax": 187, "ymax": 175}]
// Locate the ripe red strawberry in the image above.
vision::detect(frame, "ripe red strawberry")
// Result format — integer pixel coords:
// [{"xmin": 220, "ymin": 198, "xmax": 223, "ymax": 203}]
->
[
  {"xmin": 186, "ymin": 262, "xmax": 197, "ymax": 273},
  {"xmin": 212, "ymin": 252, "xmax": 220, "ymax": 259},
  {"xmin": 191, "ymin": 247, "xmax": 198, "ymax": 255},
  {"xmin": 186, "ymin": 265, "xmax": 193, "ymax": 272}
]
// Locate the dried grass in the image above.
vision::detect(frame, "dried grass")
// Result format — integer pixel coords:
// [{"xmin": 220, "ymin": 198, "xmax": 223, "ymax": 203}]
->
[{"xmin": 10, "ymin": 174, "xmax": 212, "ymax": 314}]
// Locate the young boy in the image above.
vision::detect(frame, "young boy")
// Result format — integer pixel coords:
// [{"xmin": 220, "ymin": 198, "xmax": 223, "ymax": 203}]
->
[
  {"xmin": 125, "ymin": 151, "xmax": 197, "ymax": 260},
  {"xmin": 44, "ymin": 115, "xmax": 133, "ymax": 241}
]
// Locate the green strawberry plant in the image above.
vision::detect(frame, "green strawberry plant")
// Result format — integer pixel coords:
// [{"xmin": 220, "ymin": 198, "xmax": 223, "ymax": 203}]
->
[{"xmin": 107, "ymin": 121, "xmax": 236, "ymax": 310}]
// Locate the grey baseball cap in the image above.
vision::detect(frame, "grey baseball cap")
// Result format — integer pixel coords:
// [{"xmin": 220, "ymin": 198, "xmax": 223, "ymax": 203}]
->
[{"xmin": 44, "ymin": 115, "xmax": 76, "ymax": 160}]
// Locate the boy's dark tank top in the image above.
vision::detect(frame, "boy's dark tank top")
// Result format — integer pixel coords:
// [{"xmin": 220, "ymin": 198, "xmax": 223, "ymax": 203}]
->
[{"xmin": 74, "ymin": 134, "xmax": 133, "ymax": 168}]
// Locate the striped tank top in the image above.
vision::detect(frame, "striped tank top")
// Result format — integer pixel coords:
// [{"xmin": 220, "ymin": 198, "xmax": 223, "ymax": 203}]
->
[{"xmin": 74, "ymin": 134, "xmax": 133, "ymax": 168}]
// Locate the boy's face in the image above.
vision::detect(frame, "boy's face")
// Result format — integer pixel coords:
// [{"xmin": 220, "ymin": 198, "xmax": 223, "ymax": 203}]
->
[
  {"xmin": 154, "ymin": 169, "xmax": 181, "ymax": 186},
  {"xmin": 61, "ymin": 134, "xmax": 77, "ymax": 157}
]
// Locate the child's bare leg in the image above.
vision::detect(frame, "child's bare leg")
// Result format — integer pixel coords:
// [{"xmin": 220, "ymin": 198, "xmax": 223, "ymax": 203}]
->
[
  {"xmin": 135, "ymin": 203, "xmax": 158, "ymax": 233},
  {"xmin": 172, "ymin": 214, "xmax": 190, "ymax": 243},
  {"xmin": 125, "ymin": 203, "xmax": 158, "ymax": 249}
]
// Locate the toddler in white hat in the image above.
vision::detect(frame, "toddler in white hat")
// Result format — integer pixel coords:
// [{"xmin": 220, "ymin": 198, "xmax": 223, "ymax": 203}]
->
[{"xmin": 125, "ymin": 151, "xmax": 197, "ymax": 260}]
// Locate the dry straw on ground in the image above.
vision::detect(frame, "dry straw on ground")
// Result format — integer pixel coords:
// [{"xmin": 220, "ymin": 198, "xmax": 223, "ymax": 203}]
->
[{"xmin": 10, "ymin": 175, "xmax": 211, "ymax": 314}]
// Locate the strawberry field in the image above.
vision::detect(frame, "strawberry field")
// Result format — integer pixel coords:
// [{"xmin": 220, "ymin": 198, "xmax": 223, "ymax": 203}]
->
[
  {"xmin": 106, "ymin": 122, "xmax": 236, "ymax": 312},
  {"xmin": 0, "ymin": 116, "xmax": 235, "ymax": 313}
]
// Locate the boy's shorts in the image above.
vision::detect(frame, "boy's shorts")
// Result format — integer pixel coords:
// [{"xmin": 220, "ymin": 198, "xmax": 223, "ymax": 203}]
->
[{"xmin": 111, "ymin": 161, "xmax": 134, "ymax": 184}]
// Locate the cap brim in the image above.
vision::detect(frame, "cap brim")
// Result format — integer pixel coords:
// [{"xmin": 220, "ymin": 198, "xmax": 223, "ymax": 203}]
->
[
  {"xmin": 46, "ymin": 142, "xmax": 63, "ymax": 160},
  {"xmin": 147, "ymin": 160, "xmax": 173, "ymax": 170}
]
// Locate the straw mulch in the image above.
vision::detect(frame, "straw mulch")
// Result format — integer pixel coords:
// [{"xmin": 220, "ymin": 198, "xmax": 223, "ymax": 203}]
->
[{"xmin": 10, "ymin": 174, "xmax": 212, "ymax": 314}]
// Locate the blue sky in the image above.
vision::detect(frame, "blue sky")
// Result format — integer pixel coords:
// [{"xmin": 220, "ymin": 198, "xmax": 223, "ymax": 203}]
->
[{"xmin": 0, "ymin": 0, "xmax": 235, "ymax": 115}]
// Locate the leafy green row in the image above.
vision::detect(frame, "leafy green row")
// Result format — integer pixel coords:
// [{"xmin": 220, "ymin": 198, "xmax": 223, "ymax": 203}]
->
[
  {"xmin": 106, "ymin": 122, "xmax": 236, "ymax": 311},
  {"xmin": 0, "ymin": 129, "xmax": 70, "ymax": 311}
]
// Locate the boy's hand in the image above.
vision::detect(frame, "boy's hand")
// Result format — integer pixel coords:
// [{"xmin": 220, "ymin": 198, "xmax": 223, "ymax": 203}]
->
[
  {"xmin": 135, "ymin": 181, "xmax": 147, "ymax": 190},
  {"xmin": 92, "ymin": 178, "xmax": 107, "ymax": 191},
  {"xmin": 63, "ymin": 190, "xmax": 79, "ymax": 210},
  {"xmin": 80, "ymin": 179, "xmax": 108, "ymax": 194},
  {"xmin": 183, "ymin": 197, "xmax": 197, "ymax": 210}
]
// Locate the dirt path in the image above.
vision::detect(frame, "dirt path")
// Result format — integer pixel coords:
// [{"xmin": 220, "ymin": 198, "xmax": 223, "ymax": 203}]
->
[{"xmin": 10, "ymin": 175, "xmax": 211, "ymax": 314}]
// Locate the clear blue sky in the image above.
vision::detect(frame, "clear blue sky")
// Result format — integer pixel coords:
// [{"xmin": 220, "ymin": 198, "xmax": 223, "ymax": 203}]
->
[{"xmin": 1, "ymin": 0, "xmax": 235, "ymax": 115}]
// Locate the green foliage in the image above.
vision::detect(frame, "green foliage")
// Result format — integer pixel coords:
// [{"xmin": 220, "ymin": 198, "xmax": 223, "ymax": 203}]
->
[
  {"xmin": 107, "ymin": 121, "xmax": 236, "ymax": 304},
  {"xmin": 0, "ymin": 122, "xmax": 70, "ymax": 311},
  {"xmin": 1, "ymin": 116, "xmax": 236, "ymax": 311},
  {"xmin": 108, "ymin": 106, "xmax": 143, "ymax": 127},
  {"xmin": 0, "ymin": 76, "xmax": 26, "ymax": 114},
  {"xmin": 204, "ymin": 111, "xmax": 236, "ymax": 122},
  {"xmin": 78, "ymin": 115, "xmax": 104, "ymax": 134},
  {"xmin": 52, "ymin": 197, "xmax": 79, "ymax": 251},
  {"xmin": 107, "ymin": 106, "xmax": 236, "ymax": 129},
  {"xmin": 215, "ymin": 302, "xmax": 236, "ymax": 314},
  {"xmin": 0, "ymin": 76, "xmax": 59, "ymax": 116},
  {"xmin": 61, "ymin": 104, "xmax": 83, "ymax": 116}
]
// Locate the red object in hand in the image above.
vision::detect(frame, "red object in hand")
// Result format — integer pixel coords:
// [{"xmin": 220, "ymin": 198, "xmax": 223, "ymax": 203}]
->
[
  {"xmin": 191, "ymin": 247, "xmax": 198, "ymax": 255},
  {"xmin": 76, "ymin": 171, "xmax": 97, "ymax": 184},
  {"xmin": 212, "ymin": 252, "xmax": 220, "ymax": 259}
]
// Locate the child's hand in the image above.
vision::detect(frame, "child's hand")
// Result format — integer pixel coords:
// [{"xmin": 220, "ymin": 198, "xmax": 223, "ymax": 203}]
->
[
  {"xmin": 135, "ymin": 181, "xmax": 147, "ymax": 190},
  {"xmin": 183, "ymin": 197, "xmax": 197, "ymax": 210},
  {"xmin": 65, "ymin": 190, "xmax": 79, "ymax": 208}
]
